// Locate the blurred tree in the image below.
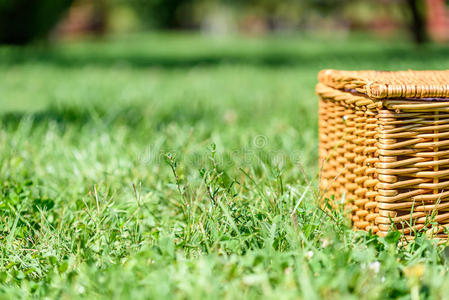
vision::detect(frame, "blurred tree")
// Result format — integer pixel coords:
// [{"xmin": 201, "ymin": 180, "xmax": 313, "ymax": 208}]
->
[
  {"xmin": 404, "ymin": 0, "xmax": 427, "ymax": 43},
  {"xmin": 109, "ymin": 0, "xmax": 430, "ymax": 44},
  {"xmin": 0, "ymin": 0, "xmax": 73, "ymax": 44},
  {"xmin": 124, "ymin": 0, "xmax": 197, "ymax": 29},
  {"xmin": 54, "ymin": 0, "xmax": 109, "ymax": 37},
  {"xmin": 305, "ymin": 0, "xmax": 351, "ymax": 14},
  {"xmin": 306, "ymin": 0, "xmax": 428, "ymax": 43}
]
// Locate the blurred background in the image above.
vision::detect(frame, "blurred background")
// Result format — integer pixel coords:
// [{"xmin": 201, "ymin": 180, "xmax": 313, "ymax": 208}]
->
[{"xmin": 0, "ymin": 0, "xmax": 448, "ymax": 45}]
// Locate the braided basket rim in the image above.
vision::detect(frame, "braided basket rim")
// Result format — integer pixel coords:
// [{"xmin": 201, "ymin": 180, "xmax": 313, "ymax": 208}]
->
[{"xmin": 318, "ymin": 69, "xmax": 449, "ymax": 100}]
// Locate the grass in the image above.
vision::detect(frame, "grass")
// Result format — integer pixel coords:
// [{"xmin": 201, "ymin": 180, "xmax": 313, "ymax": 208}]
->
[{"xmin": 1, "ymin": 32, "xmax": 449, "ymax": 299}]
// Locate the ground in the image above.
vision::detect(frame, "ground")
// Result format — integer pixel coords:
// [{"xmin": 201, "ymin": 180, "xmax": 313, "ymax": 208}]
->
[{"xmin": 1, "ymin": 32, "xmax": 449, "ymax": 299}]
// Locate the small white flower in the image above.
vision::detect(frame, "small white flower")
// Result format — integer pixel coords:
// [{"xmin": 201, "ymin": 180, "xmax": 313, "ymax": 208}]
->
[
  {"xmin": 305, "ymin": 251, "xmax": 314, "ymax": 260},
  {"xmin": 321, "ymin": 238, "xmax": 329, "ymax": 248},
  {"xmin": 77, "ymin": 285, "xmax": 85, "ymax": 294},
  {"xmin": 368, "ymin": 261, "xmax": 380, "ymax": 273},
  {"xmin": 381, "ymin": 276, "xmax": 386, "ymax": 283}
]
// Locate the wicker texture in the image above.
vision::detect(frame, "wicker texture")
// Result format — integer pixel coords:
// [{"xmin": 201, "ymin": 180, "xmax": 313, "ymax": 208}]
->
[
  {"xmin": 317, "ymin": 69, "xmax": 449, "ymax": 240},
  {"xmin": 319, "ymin": 69, "xmax": 449, "ymax": 99}
]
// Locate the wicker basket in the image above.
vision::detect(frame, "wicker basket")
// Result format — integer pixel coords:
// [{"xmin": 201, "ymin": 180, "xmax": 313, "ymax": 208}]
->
[{"xmin": 317, "ymin": 69, "xmax": 449, "ymax": 240}]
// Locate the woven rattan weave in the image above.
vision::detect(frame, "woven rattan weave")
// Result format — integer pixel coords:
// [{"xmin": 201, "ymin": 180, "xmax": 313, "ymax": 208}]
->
[{"xmin": 317, "ymin": 69, "xmax": 449, "ymax": 240}]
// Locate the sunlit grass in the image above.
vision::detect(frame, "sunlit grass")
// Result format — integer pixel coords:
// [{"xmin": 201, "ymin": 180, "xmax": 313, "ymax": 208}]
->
[{"xmin": 1, "ymin": 32, "xmax": 449, "ymax": 299}]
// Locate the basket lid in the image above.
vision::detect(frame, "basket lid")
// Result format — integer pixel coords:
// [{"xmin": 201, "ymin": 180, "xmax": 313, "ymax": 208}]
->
[{"xmin": 318, "ymin": 69, "xmax": 449, "ymax": 100}]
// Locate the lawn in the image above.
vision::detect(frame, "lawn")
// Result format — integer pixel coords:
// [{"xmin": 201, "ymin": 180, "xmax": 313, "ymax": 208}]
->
[{"xmin": 1, "ymin": 32, "xmax": 449, "ymax": 299}]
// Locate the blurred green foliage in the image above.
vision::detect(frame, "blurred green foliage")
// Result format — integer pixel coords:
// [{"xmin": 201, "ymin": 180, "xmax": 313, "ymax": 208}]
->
[
  {"xmin": 120, "ymin": 0, "xmax": 348, "ymax": 30},
  {"xmin": 118, "ymin": 0, "xmax": 419, "ymax": 42},
  {"xmin": 121, "ymin": 0, "xmax": 197, "ymax": 29},
  {"xmin": 0, "ymin": 0, "xmax": 73, "ymax": 44},
  {"xmin": 0, "ymin": 0, "xmax": 428, "ymax": 44}
]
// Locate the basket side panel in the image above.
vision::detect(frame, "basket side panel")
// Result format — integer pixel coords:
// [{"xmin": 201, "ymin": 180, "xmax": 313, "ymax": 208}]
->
[
  {"xmin": 317, "ymin": 84, "xmax": 380, "ymax": 231},
  {"xmin": 318, "ymin": 101, "xmax": 377, "ymax": 230},
  {"xmin": 353, "ymin": 109, "xmax": 379, "ymax": 233},
  {"xmin": 376, "ymin": 102, "xmax": 449, "ymax": 239},
  {"xmin": 343, "ymin": 106, "xmax": 358, "ymax": 224},
  {"xmin": 319, "ymin": 97, "xmax": 341, "ymax": 199}
]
